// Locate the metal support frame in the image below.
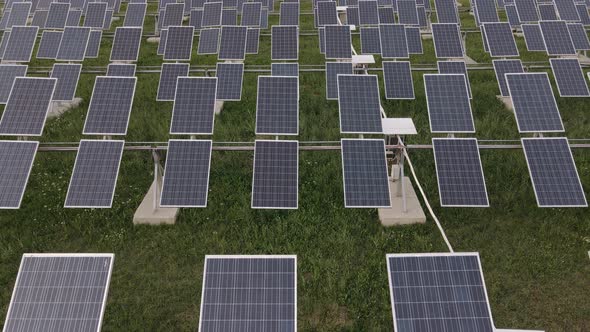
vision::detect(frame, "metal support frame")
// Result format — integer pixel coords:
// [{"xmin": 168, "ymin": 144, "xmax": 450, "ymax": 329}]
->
[{"xmin": 151, "ymin": 149, "xmax": 164, "ymax": 210}]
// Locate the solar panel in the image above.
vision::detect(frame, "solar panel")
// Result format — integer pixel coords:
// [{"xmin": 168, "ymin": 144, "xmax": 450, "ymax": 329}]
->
[
  {"xmin": 37, "ymin": 30, "xmax": 63, "ymax": 59},
  {"xmin": 325, "ymin": 62, "xmax": 353, "ymax": 100},
  {"xmin": 162, "ymin": 3, "xmax": 184, "ymax": 28},
  {"xmin": 514, "ymin": 0, "xmax": 539, "ymax": 22},
  {"xmin": 66, "ymin": 9, "xmax": 82, "ymax": 26},
  {"xmin": 405, "ymin": 26, "xmax": 423, "ymax": 54},
  {"xmin": 107, "ymin": 64, "xmax": 136, "ymax": 77},
  {"xmin": 51, "ymin": 63, "xmax": 81, "ymax": 101},
  {"xmin": 0, "ymin": 141, "xmax": 38, "ymax": 209},
  {"xmin": 539, "ymin": 20, "xmax": 576, "ymax": 55},
  {"xmin": 85, "ymin": 30, "xmax": 102, "ymax": 58},
  {"xmin": 6, "ymin": 2, "xmax": 31, "ymax": 28},
  {"xmin": 360, "ymin": 27, "xmax": 381, "ymax": 54},
  {"xmin": 157, "ymin": 29, "xmax": 168, "ymax": 55},
  {"xmin": 245, "ymin": 27, "xmax": 260, "ymax": 53},
  {"xmin": 199, "ymin": 255, "xmax": 297, "ymax": 331},
  {"xmin": 432, "ymin": 138, "xmax": 489, "ymax": 207},
  {"xmin": 110, "ymin": 27, "xmax": 142, "ymax": 62},
  {"xmin": 160, "ymin": 139, "xmax": 212, "ymax": 207},
  {"xmin": 31, "ymin": 10, "xmax": 48, "ymax": 28},
  {"xmin": 241, "ymin": 2, "xmax": 262, "ymax": 26},
  {"xmin": 424, "ymin": 74, "xmax": 474, "ymax": 133},
  {"xmin": 272, "ymin": 63, "xmax": 299, "ymax": 77},
  {"xmin": 271, "ymin": 25, "xmax": 298, "ymax": 60},
  {"xmin": 124, "ymin": 3, "xmax": 147, "ymax": 27},
  {"xmin": 46, "ymin": 2, "xmax": 70, "ymax": 29},
  {"xmin": 522, "ymin": 137, "xmax": 587, "ymax": 207},
  {"xmin": 386, "ymin": 253, "xmax": 495, "ymax": 332},
  {"xmin": 164, "ymin": 26, "xmax": 194, "ymax": 61},
  {"xmin": 65, "ymin": 140, "xmax": 125, "ymax": 208},
  {"xmin": 359, "ymin": 0, "xmax": 380, "ymax": 25},
  {"xmin": 438, "ymin": 60, "xmax": 472, "ymax": 98},
  {"xmin": 84, "ymin": 2, "xmax": 107, "ymax": 28},
  {"xmin": 222, "ymin": 0, "xmax": 238, "ymax": 9},
  {"xmin": 434, "ymin": 0, "xmax": 460, "ymax": 23},
  {"xmin": 83, "ymin": 76, "xmax": 137, "ymax": 135},
  {"xmin": 538, "ymin": 3, "xmax": 559, "ymax": 20},
  {"xmin": 554, "ymin": 0, "xmax": 580, "ymax": 21},
  {"xmin": 218, "ymin": 25, "xmax": 247, "ymax": 60},
  {"xmin": 550, "ymin": 58, "xmax": 590, "ymax": 97},
  {"xmin": 324, "ymin": 25, "xmax": 352, "ymax": 59},
  {"xmin": 474, "ymin": 0, "xmax": 500, "ymax": 23},
  {"xmin": 0, "ymin": 64, "xmax": 27, "ymax": 104},
  {"xmin": 202, "ymin": 1, "xmax": 222, "ymax": 27},
  {"xmin": 0, "ymin": 31, "xmax": 11, "ymax": 59},
  {"xmin": 567, "ymin": 23, "xmax": 590, "ymax": 50},
  {"xmin": 505, "ymin": 4, "xmax": 522, "ymax": 27},
  {"xmin": 0, "ymin": 12, "xmax": 10, "ymax": 31},
  {"xmin": 256, "ymin": 76, "xmax": 299, "ymax": 135},
  {"xmin": 318, "ymin": 27, "xmax": 326, "ymax": 53},
  {"xmin": 170, "ymin": 77, "xmax": 217, "ymax": 135},
  {"xmin": 346, "ymin": 6, "xmax": 360, "ymax": 25},
  {"xmin": 382, "ymin": 61, "xmax": 415, "ymax": 100},
  {"xmin": 189, "ymin": 9, "xmax": 203, "ymax": 29},
  {"xmin": 416, "ymin": 5, "xmax": 429, "ymax": 28},
  {"xmin": 56, "ymin": 27, "xmax": 91, "ymax": 61},
  {"xmin": 492, "ymin": 59, "xmax": 524, "ymax": 97},
  {"xmin": 341, "ymin": 139, "xmax": 391, "ymax": 208},
  {"xmin": 221, "ymin": 8, "xmax": 237, "ymax": 25},
  {"xmin": 521, "ymin": 24, "xmax": 546, "ymax": 51},
  {"xmin": 280, "ymin": 2, "xmax": 299, "ymax": 25},
  {"xmin": 216, "ymin": 62, "xmax": 243, "ymax": 100},
  {"xmin": 575, "ymin": 3, "xmax": 590, "ymax": 25},
  {"xmin": 397, "ymin": 0, "xmax": 420, "ymax": 25},
  {"xmin": 337, "ymin": 74, "xmax": 383, "ymax": 133},
  {"xmin": 157, "ymin": 63, "xmax": 190, "ymax": 101},
  {"xmin": 197, "ymin": 27, "xmax": 220, "ymax": 54},
  {"xmin": 378, "ymin": 6, "xmax": 395, "ymax": 24},
  {"xmin": 379, "ymin": 24, "xmax": 409, "ymax": 58},
  {"xmin": 316, "ymin": 0, "xmax": 338, "ymax": 26},
  {"xmin": 505, "ymin": 73, "xmax": 563, "ymax": 133},
  {"xmin": 260, "ymin": 8, "xmax": 268, "ymax": 29},
  {"xmin": 0, "ymin": 78, "xmax": 56, "ymax": 136},
  {"xmin": 3, "ymin": 26, "xmax": 38, "ymax": 62},
  {"xmin": 431, "ymin": 23, "xmax": 464, "ymax": 58},
  {"xmin": 481, "ymin": 22, "xmax": 519, "ymax": 57}
]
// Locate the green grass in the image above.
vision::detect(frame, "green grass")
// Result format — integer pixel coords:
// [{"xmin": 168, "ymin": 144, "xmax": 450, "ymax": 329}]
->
[{"xmin": 1, "ymin": 1, "xmax": 590, "ymax": 331}]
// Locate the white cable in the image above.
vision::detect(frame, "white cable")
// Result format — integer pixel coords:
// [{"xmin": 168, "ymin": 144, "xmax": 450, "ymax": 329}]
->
[{"xmin": 402, "ymin": 148, "xmax": 454, "ymax": 253}]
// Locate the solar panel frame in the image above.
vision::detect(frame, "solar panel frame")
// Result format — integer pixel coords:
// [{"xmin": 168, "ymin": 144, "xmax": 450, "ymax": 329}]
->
[
  {"xmin": 45, "ymin": 2, "xmax": 70, "ymax": 29},
  {"xmin": 162, "ymin": 2, "xmax": 184, "ymax": 28},
  {"xmin": 110, "ymin": 27, "xmax": 142, "ymax": 62},
  {"xmin": 64, "ymin": 139, "xmax": 125, "ymax": 208},
  {"xmin": 221, "ymin": 8, "xmax": 237, "ymax": 25},
  {"xmin": 505, "ymin": 4, "xmax": 522, "ymax": 27},
  {"xmin": 271, "ymin": 63, "xmax": 299, "ymax": 77},
  {"xmin": 378, "ymin": 6, "xmax": 396, "ymax": 24},
  {"xmin": 358, "ymin": 0, "xmax": 380, "ymax": 25},
  {"xmin": 0, "ymin": 140, "xmax": 38, "ymax": 209},
  {"xmin": 107, "ymin": 63, "xmax": 136, "ymax": 77},
  {"xmin": 37, "ymin": 30, "xmax": 63, "ymax": 59},
  {"xmin": 56, "ymin": 26, "xmax": 91, "ymax": 61},
  {"xmin": 424, "ymin": 73, "xmax": 475, "ymax": 133},
  {"xmin": 241, "ymin": 1, "xmax": 262, "ymax": 26},
  {"xmin": 539, "ymin": 20, "xmax": 577, "ymax": 55},
  {"xmin": 157, "ymin": 63, "xmax": 190, "ymax": 101},
  {"xmin": 31, "ymin": 10, "xmax": 49, "ymax": 28},
  {"xmin": 474, "ymin": 0, "xmax": 500, "ymax": 23},
  {"xmin": 549, "ymin": 58, "xmax": 590, "ymax": 97},
  {"xmin": 575, "ymin": 4, "xmax": 590, "ymax": 25},
  {"xmin": 202, "ymin": 1, "xmax": 222, "ymax": 27},
  {"xmin": 325, "ymin": 62, "xmax": 353, "ymax": 100},
  {"xmin": 124, "ymin": 3, "xmax": 147, "ymax": 27},
  {"xmin": 346, "ymin": 6, "xmax": 360, "ymax": 26},
  {"xmin": 360, "ymin": 26, "xmax": 381, "ymax": 54},
  {"xmin": 66, "ymin": 9, "xmax": 83, "ymax": 27},
  {"xmin": 521, "ymin": 23, "xmax": 546, "ymax": 51},
  {"xmin": 218, "ymin": 25, "xmax": 248, "ymax": 60},
  {"xmin": 85, "ymin": 30, "xmax": 102, "ymax": 59},
  {"xmin": 189, "ymin": 9, "xmax": 203, "ymax": 29},
  {"xmin": 324, "ymin": 24, "xmax": 353, "ymax": 59},
  {"xmin": 280, "ymin": 2, "xmax": 299, "ymax": 25},
  {"xmin": 170, "ymin": 77, "xmax": 217, "ymax": 135},
  {"xmin": 397, "ymin": 0, "xmax": 420, "ymax": 25},
  {"xmin": 566, "ymin": 22, "xmax": 590, "ymax": 50},
  {"xmin": 251, "ymin": 140, "xmax": 299, "ymax": 209},
  {"xmin": 197, "ymin": 27, "xmax": 220, "ymax": 54},
  {"xmin": 3, "ymin": 26, "xmax": 38, "ymax": 63},
  {"xmin": 157, "ymin": 29, "xmax": 168, "ymax": 55},
  {"xmin": 405, "ymin": 26, "xmax": 423, "ymax": 54},
  {"xmin": 6, "ymin": 2, "xmax": 31, "ymax": 28},
  {"xmin": 337, "ymin": 74, "xmax": 383, "ymax": 133},
  {"xmin": 271, "ymin": 25, "xmax": 299, "ymax": 60},
  {"xmin": 255, "ymin": 75, "xmax": 299, "ymax": 135},
  {"xmin": 416, "ymin": 5, "xmax": 429, "ymax": 28},
  {"xmin": 0, "ymin": 32, "xmax": 10, "ymax": 59},
  {"xmin": 514, "ymin": 0, "xmax": 540, "ymax": 22},
  {"xmin": 316, "ymin": 0, "xmax": 338, "ymax": 26},
  {"xmin": 379, "ymin": 24, "xmax": 409, "ymax": 58},
  {"xmin": 84, "ymin": 2, "xmax": 107, "ymax": 28},
  {"xmin": 0, "ymin": 64, "xmax": 27, "ymax": 104},
  {"xmin": 245, "ymin": 27, "xmax": 260, "ymax": 54},
  {"xmin": 554, "ymin": 0, "xmax": 580, "ymax": 21},
  {"xmin": 382, "ymin": 61, "xmax": 415, "ymax": 100},
  {"xmin": 83, "ymin": 76, "xmax": 137, "ymax": 135},
  {"xmin": 160, "ymin": 139, "xmax": 213, "ymax": 208},
  {"xmin": 438, "ymin": 60, "xmax": 472, "ymax": 98},
  {"xmin": 492, "ymin": 59, "xmax": 524, "ymax": 96},
  {"xmin": 431, "ymin": 23, "xmax": 464, "ymax": 58},
  {"xmin": 51, "ymin": 63, "xmax": 82, "ymax": 101},
  {"xmin": 434, "ymin": 0, "xmax": 460, "ymax": 23},
  {"xmin": 163, "ymin": 26, "xmax": 194, "ymax": 61},
  {"xmin": 538, "ymin": 3, "xmax": 559, "ymax": 20},
  {"xmin": 481, "ymin": 22, "xmax": 519, "ymax": 57},
  {"xmin": 216, "ymin": 62, "xmax": 244, "ymax": 101}
]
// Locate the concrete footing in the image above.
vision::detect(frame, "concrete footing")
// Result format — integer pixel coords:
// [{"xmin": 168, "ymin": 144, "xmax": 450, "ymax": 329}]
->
[
  {"xmin": 496, "ymin": 95, "xmax": 514, "ymax": 112},
  {"xmin": 578, "ymin": 53, "xmax": 590, "ymax": 65},
  {"xmin": 378, "ymin": 177, "xmax": 426, "ymax": 226},
  {"xmin": 463, "ymin": 56, "xmax": 478, "ymax": 65},
  {"xmin": 214, "ymin": 100, "xmax": 225, "ymax": 115},
  {"xmin": 48, "ymin": 98, "xmax": 83, "ymax": 119},
  {"xmin": 147, "ymin": 37, "xmax": 160, "ymax": 44},
  {"xmin": 133, "ymin": 181, "xmax": 179, "ymax": 225}
]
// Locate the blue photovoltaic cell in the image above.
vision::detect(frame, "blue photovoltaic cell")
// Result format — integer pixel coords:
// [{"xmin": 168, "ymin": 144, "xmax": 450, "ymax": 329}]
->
[
  {"xmin": 550, "ymin": 58, "xmax": 590, "ymax": 97},
  {"xmin": 324, "ymin": 25, "xmax": 352, "ymax": 59},
  {"xmin": 83, "ymin": 76, "xmax": 137, "ymax": 135},
  {"xmin": 216, "ymin": 62, "xmax": 244, "ymax": 100},
  {"xmin": 0, "ymin": 65, "xmax": 27, "ymax": 104},
  {"xmin": 218, "ymin": 25, "xmax": 247, "ymax": 60},
  {"xmin": 434, "ymin": 0, "xmax": 460, "ymax": 23},
  {"xmin": 383, "ymin": 61, "xmax": 415, "ymax": 99},
  {"xmin": 539, "ymin": 20, "xmax": 576, "ymax": 55},
  {"xmin": 514, "ymin": 0, "xmax": 539, "ymax": 22},
  {"xmin": 358, "ymin": 0, "xmax": 380, "ymax": 25},
  {"xmin": 325, "ymin": 62, "xmax": 353, "ymax": 100},
  {"xmin": 37, "ymin": 31, "xmax": 63, "ymax": 59},
  {"xmin": 170, "ymin": 77, "xmax": 217, "ymax": 135},
  {"xmin": 0, "ymin": 141, "xmax": 38, "ymax": 209},
  {"xmin": 256, "ymin": 76, "xmax": 299, "ymax": 135},
  {"xmin": 360, "ymin": 27, "xmax": 381, "ymax": 54},
  {"xmin": 337, "ymin": 74, "xmax": 383, "ymax": 133},
  {"xmin": 197, "ymin": 28, "xmax": 220, "ymax": 54},
  {"xmin": 397, "ymin": 0, "xmax": 419, "ymax": 25},
  {"xmin": 424, "ymin": 74, "xmax": 474, "ymax": 133},
  {"xmin": 379, "ymin": 24, "xmax": 409, "ymax": 58},
  {"xmin": 406, "ymin": 26, "xmax": 423, "ymax": 54},
  {"xmin": 431, "ymin": 23, "xmax": 464, "ymax": 58},
  {"xmin": 522, "ymin": 24, "xmax": 546, "ymax": 51},
  {"xmin": 493, "ymin": 59, "xmax": 524, "ymax": 96},
  {"xmin": 474, "ymin": 0, "xmax": 500, "ymax": 23},
  {"xmin": 438, "ymin": 60, "xmax": 472, "ymax": 98},
  {"xmin": 481, "ymin": 22, "xmax": 519, "ymax": 57}
]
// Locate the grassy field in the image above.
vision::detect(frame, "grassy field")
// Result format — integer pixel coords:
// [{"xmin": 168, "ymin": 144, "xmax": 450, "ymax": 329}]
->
[{"xmin": 1, "ymin": 1, "xmax": 590, "ymax": 331}]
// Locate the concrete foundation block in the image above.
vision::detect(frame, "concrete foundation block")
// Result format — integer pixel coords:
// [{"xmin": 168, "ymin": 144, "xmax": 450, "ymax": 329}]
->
[
  {"xmin": 48, "ymin": 98, "xmax": 83, "ymax": 119},
  {"xmin": 133, "ymin": 181, "xmax": 179, "ymax": 225},
  {"xmin": 378, "ymin": 177, "xmax": 426, "ymax": 226}
]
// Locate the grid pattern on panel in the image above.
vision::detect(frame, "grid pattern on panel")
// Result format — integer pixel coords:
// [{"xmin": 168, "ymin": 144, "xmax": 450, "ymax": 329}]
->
[
  {"xmin": 160, "ymin": 140, "xmax": 212, "ymax": 207},
  {"xmin": 157, "ymin": 29, "xmax": 168, "ymax": 55},
  {"xmin": 505, "ymin": 73, "xmax": 563, "ymax": 132},
  {"xmin": 397, "ymin": 0, "xmax": 420, "ymax": 25},
  {"xmin": 222, "ymin": 0, "xmax": 238, "ymax": 9},
  {"xmin": 0, "ymin": 141, "xmax": 37, "ymax": 209},
  {"xmin": 432, "ymin": 139, "xmax": 489, "ymax": 207},
  {"xmin": 197, "ymin": 28, "xmax": 220, "ymax": 54},
  {"xmin": 280, "ymin": 2, "xmax": 299, "ymax": 25},
  {"xmin": 360, "ymin": 27, "xmax": 381, "ymax": 54},
  {"xmin": 271, "ymin": 25, "xmax": 298, "ymax": 60},
  {"xmin": 341, "ymin": 139, "xmax": 391, "ymax": 208},
  {"xmin": 514, "ymin": 0, "xmax": 539, "ymax": 22},
  {"xmin": 56, "ymin": 27, "xmax": 91, "ymax": 61},
  {"xmin": 31, "ymin": 10, "xmax": 49, "ymax": 28},
  {"xmin": 521, "ymin": 24, "xmax": 546, "ymax": 51},
  {"xmin": 46, "ymin": 2, "xmax": 70, "ymax": 29},
  {"xmin": 199, "ymin": 256, "xmax": 297, "ymax": 331},
  {"xmin": 337, "ymin": 74, "xmax": 382, "ymax": 133},
  {"xmin": 0, "ymin": 78, "xmax": 56, "ymax": 136},
  {"xmin": 379, "ymin": 7, "xmax": 395, "ymax": 24},
  {"xmin": 325, "ymin": 62, "xmax": 353, "ymax": 100},
  {"xmin": 324, "ymin": 25, "xmax": 352, "ymax": 59},
  {"xmin": 575, "ymin": 4, "xmax": 590, "ymax": 25},
  {"xmin": 424, "ymin": 74, "xmax": 474, "ymax": 133},
  {"xmin": 65, "ymin": 140, "xmax": 125, "ymax": 208},
  {"xmin": 539, "ymin": 20, "xmax": 576, "ymax": 55},
  {"xmin": 110, "ymin": 27, "xmax": 142, "ymax": 61},
  {"xmin": 318, "ymin": 27, "xmax": 325, "ymax": 53},
  {"xmin": 222, "ymin": 8, "xmax": 237, "ymax": 25},
  {"xmin": 272, "ymin": 63, "xmax": 299, "ymax": 77},
  {"xmin": 505, "ymin": 4, "xmax": 522, "ymax": 27},
  {"xmin": 406, "ymin": 27, "xmax": 423, "ymax": 54},
  {"xmin": 0, "ymin": 65, "xmax": 27, "ymax": 104},
  {"xmin": 83, "ymin": 77, "xmax": 137, "ymax": 135},
  {"xmin": 256, "ymin": 76, "xmax": 299, "ymax": 135},
  {"xmin": 162, "ymin": 3, "xmax": 184, "ymax": 28},
  {"xmin": 107, "ymin": 64, "xmax": 136, "ymax": 77},
  {"xmin": 4, "ymin": 254, "xmax": 113, "ymax": 331},
  {"xmin": 66, "ymin": 9, "xmax": 82, "ymax": 27},
  {"xmin": 359, "ymin": 0, "xmax": 380, "ymax": 25},
  {"xmin": 417, "ymin": 5, "xmax": 429, "ymax": 28},
  {"xmin": 216, "ymin": 62, "xmax": 244, "ymax": 100},
  {"xmin": 157, "ymin": 63, "xmax": 190, "ymax": 101},
  {"xmin": 170, "ymin": 77, "xmax": 217, "ymax": 135},
  {"xmin": 246, "ymin": 28, "xmax": 260, "ymax": 53},
  {"xmin": 189, "ymin": 9, "xmax": 203, "ymax": 29},
  {"xmin": 438, "ymin": 61, "xmax": 472, "ymax": 98},
  {"xmin": 51, "ymin": 64, "xmax": 82, "ymax": 101},
  {"xmin": 550, "ymin": 58, "xmax": 590, "ymax": 97},
  {"xmin": 260, "ymin": 8, "xmax": 268, "ymax": 29},
  {"xmin": 383, "ymin": 61, "xmax": 415, "ymax": 99},
  {"xmin": 567, "ymin": 23, "xmax": 590, "ymax": 50},
  {"xmin": 3, "ymin": 26, "xmax": 38, "ymax": 62},
  {"xmin": 554, "ymin": 0, "xmax": 580, "ymax": 21},
  {"xmin": 316, "ymin": 1, "xmax": 338, "ymax": 26},
  {"xmin": 481, "ymin": 23, "xmax": 519, "ymax": 57},
  {"xmin": 37, "ymin": 31, "xmax": 63, "ymax": 59},
  {"xmin": 84, "ymin": 2, "xmax": 107, "ymax": 28},
  {"xmin": 522, "ymin": 138, "xmax": 587, "ymax": 207},
  {"xmin": 474, "ymin": 0, "xmax": 500, "ymax": 23},
  {"xmin": 492, "ymin": 59, "xmax": 524, "ymax": 96},
  {"xmin": 252, "ymin": 140, "xmax": 298, "ymax": 209},
  {"xmin": 218, "ymin": 26, "xmax": 247, "ymax": 60},
  {"xmin": 124, "ymin": 3, "xmax": 147, "ymax": 27},
  {"xmin": 85, "ymin": 30, "xmax": 102, "ymax": 58},
  {"xmin": 434, "ymin": 0, "xmax": 459, "ymax": 23},
  {"xmin": 538, "ymin": 3, "xmax": 559, "ymax": 20},
  {"xmin": 346, "ymin": 7, "xmax": 360, "ymax": 25},
  {"xmin": 387, "ymin": 254, "xmax": 495, "ymax": 332},
  {"xmin": 380, "ymin": 24, "xmax": 409, "ymax": 58},
  {"xmin": 0, "ymin": 12, "xmax": 10, "ymax": 31},
  {"xmin": 6, "ymin": 2, "xmax": 31, "ymax": 28},
  {"xmin": 164, "ymin": 26, "xmax": 194, "ymax": 61},
  {"xmin": 202, "ymin": 1, "xmax": 222, "ymax": 27},
  {"xmin": 431, "ymin": 23, "xmax": 464, "ymax": 58},
  {"xmin": 241, "ymin": 2, "xmax": 262, "ymax": 26}
]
